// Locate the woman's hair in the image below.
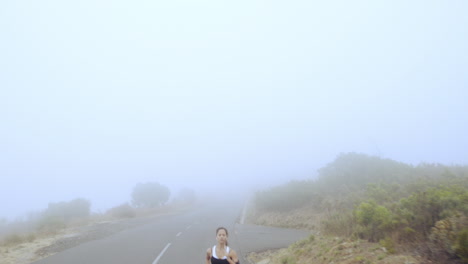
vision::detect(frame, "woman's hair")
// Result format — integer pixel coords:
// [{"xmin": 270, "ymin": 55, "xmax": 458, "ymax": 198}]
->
[{"xmin": 216, "ymin": 227, "xmax": 229, "ymax": 246}]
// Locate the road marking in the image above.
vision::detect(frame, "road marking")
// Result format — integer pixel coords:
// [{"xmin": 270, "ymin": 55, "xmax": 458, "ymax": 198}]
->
[
  {"xmin": 186, "ymin": 225, "xmax": 192, "ymax": 229},
  {"xmin": 176, "ymin": 232, "xmax": 182, "ymax": 237},
  {"xmin": 152, "ymin": 243, "xmax": 171, "ymax": 264}
]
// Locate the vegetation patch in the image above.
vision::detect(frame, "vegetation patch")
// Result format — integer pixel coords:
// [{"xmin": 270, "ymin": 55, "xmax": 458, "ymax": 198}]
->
[
  {"xmin": 249, "ymin": 153, "xmax": 468, "ymax": 264},
  {"xmin": 249, "ymin": 235, "xmax": 419, "ymax": 264}
]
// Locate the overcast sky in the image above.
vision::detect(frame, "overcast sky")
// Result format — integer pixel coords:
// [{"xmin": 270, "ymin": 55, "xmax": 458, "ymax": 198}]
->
[{"xmin": 1, "ymin": 0, "xmax": 467, "ymax": 220}]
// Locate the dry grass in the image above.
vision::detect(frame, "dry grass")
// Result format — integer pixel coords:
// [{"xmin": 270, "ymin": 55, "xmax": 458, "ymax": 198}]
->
[
  {"xmin": 0, "ymin": 229, "xmax": 70, "ymax": 264},
  {"xmin": 248, "ymin": 235, "xmax": 421, "ymax": 264}
]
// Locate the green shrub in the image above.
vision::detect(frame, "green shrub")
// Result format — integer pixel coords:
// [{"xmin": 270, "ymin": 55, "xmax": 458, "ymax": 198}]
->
[
  {"xmin": 400, "ymin": 187, "xmax": 468, "ymax": 235},
  {"xmin": 379, "ymin": 237, "xmax": 396, "ymax": 254},
  {"xmin": 355, "ymin": 200, "xmax": 393, "ymax": 241},
  {"xmin": 399, "ymin": 227, "xmax": 417, "ymax": 242},
  {"xmin": 428, "ymin": 214, "xmax": 468, "ymax": 261},
  {"xmin": 455, "ymin": 228, "xmax": 468, "ymax": 262}
]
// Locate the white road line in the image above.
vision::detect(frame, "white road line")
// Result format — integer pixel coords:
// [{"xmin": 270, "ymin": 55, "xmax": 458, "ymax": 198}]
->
[
  {"xmin": 186, "ymin": 225, "xmax": 192, "ymax": 229},
  {"xmin": 176, "ymin": 232, "xmax": 182, "ymax": 237},
  {"xmin": 152, "ymin": 243, "xmax": 171, "ymax": 264}
]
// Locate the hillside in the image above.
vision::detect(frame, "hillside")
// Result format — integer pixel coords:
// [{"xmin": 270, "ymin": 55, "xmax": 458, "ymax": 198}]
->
[{"xmin": 247, "ymin": 153, "xmax": 468, "ymax": 264}]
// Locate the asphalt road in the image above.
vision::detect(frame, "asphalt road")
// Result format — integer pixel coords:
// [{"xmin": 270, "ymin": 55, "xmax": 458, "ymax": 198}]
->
[{"xmin": 31, "ymin": 200, "xmax": 310, "ymax": 264}]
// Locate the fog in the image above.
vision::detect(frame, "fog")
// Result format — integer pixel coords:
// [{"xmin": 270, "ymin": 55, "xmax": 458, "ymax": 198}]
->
[{"xmin": 1, "ymin": 0, "xmax": 467, "ymax": 221}]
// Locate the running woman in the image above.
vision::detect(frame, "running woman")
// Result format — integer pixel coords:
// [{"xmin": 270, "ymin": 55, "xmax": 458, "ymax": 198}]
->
[{"xmin": 206, "ymin": 227, "xmax": 240, "ymax": 264}]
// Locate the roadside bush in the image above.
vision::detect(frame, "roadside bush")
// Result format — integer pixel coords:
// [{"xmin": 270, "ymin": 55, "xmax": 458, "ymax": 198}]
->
[
  {"xmin": 43, "ymin": 198, "xmax": 91, "ymax": 222},
  {"xmin": 107, "ymin": 203, "xmax": 136, "ymax": 219},
  {"xmin": 428, "ymin": 214, "xmax": 468, "ymax": 262},
  {"xmin": 399, "ymin": 227, "xmax": 417, "ymax": 242},
  {"xmin": 455, "ymin": 228, "xmax": 468, "ymax": 262},
  {"xmin": 2, "ymin": 233, "xmax": 24, "ymax": 246},
  {"xmin": 354, "ymin": 200, "xmax": 393, "ymax": 242},
  {"xmin": 379, "ymin": 237, "xmax": 396, "ymax": 254},
  {"xmin": 132, "ymin": 182, "xmax": 170, "ymax": 208},
  {"xmin": 35, "ymin": 198, "xmax": 90, "ymax": 232},
  {"xmin": 400, "ymin": 187, "xmax": 468, "ymax": 236}
]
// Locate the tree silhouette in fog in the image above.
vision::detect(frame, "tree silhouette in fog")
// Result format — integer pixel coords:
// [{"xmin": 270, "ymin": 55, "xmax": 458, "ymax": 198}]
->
[{"xmin": 131, "ymin": 182, "xmax": 170, "ymax": 208}]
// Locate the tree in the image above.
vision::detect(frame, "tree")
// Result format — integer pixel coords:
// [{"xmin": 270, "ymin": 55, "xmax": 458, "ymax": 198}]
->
[{"xmin": 131, "ymin": 182, "xmax": 170, "ymax": 208}]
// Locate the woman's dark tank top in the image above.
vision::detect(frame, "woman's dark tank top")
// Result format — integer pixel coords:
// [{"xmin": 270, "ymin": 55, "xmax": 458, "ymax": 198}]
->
[
  {"xmin": 211, "ymin": 245, "xmax": 230, "ymax": 264},
  {"xmin": 211, "ymin": 256, "xmax": 229, "ymax": 264}
]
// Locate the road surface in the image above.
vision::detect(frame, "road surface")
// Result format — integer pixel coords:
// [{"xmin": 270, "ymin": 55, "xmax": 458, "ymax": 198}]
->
[{"xmin": 32, "ymin": 200, "xmax": 309, "ymax": 264}]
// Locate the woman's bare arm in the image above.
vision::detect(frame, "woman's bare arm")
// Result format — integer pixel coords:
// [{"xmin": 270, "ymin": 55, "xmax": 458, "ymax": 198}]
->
[
  {"xmin": 227, "ymin": 250, "xmax": 239, "ymax": 264},
  {"xmin": 206, "ymin": 248, "xmax": 211, "ymax": 264}
]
